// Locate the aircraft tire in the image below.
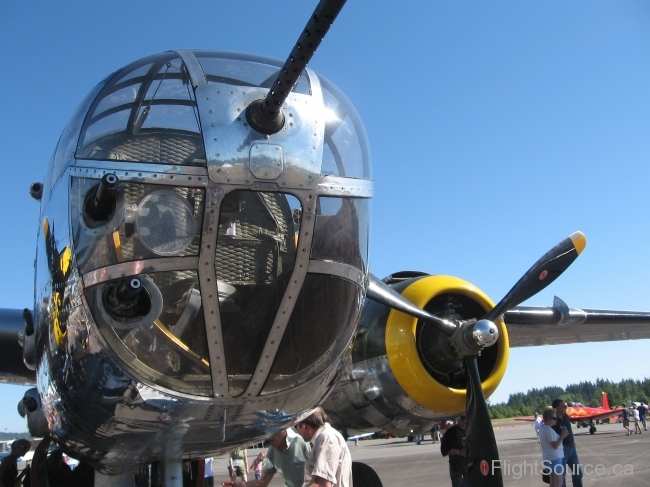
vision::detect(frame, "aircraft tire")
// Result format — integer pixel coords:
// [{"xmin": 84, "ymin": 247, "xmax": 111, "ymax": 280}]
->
[
  {"xmin": 352, "ymin": 462, "xmax": 383, "ymax": 487},
  {"xmin": 589, "ymin": 426, "xmax": 596, "ymax": 434}
]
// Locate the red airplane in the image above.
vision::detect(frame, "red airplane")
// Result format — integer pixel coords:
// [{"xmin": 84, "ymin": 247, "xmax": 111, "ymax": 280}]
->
[{"xmin": 516, "ymin": 392, "xmax": 624, "ymax": 434}]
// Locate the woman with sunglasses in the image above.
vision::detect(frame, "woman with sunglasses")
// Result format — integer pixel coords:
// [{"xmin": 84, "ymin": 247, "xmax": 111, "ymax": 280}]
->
[
  {"xmin": 540, "ymin": 408, "xmax": 569, "ymax": 487},
  {"xmin": 0, "ymin": 439, "xmax": 31, "ymax": 487}
]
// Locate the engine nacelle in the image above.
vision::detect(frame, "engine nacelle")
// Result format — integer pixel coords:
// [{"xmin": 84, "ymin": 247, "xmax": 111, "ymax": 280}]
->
[
  {"xmin": 325, "ymin": 272, "xmax": 509, "ymax": 436},
  {"xmin": 18, "ymin": 388, "xmax": 49, "ymax": 438}
]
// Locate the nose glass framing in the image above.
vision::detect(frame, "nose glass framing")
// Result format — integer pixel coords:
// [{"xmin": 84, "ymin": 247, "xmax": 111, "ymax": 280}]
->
[{"xmin": 70, "ymin": 50, "xmax": 372, "ymax": 400}]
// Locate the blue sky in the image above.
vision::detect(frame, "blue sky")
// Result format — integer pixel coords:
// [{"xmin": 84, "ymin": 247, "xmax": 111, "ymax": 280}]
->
[{"xmin": 1, "ymin": 1, "xmax": 649, "ymax": 432}]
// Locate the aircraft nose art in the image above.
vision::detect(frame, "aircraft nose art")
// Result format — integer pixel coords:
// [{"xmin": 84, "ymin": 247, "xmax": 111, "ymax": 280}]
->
[{"xmin": 60, "ymin": 50, "xmax": 374, "ymax": 403}]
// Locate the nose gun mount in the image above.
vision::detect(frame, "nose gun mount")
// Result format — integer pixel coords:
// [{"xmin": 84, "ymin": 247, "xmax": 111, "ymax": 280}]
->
[
  {"xmin": 83, "ymin": 173, "xmax": 120, "ymax": 227},
  {"xmin": 246, "ymin": 0, "xmax": 347, "ymax": 134},
  {"xmin": 99, "ymin": 277, "xmax": 163, "ymax": 330}
]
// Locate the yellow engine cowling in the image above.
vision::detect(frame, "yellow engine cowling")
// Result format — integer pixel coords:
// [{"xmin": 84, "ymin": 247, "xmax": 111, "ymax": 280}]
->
[{"xmin": 385, "ymin": 275, "xmax": 509, "ymax": 414}]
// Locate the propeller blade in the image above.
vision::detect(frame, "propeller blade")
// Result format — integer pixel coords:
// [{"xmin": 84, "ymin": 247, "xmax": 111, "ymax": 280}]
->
[
  {"xmin": 464, "ymin": 356, "xmax": 503, "ymax": 486},
  {"xmin": 366, "ymin": 274, "xmax": 457, "ymax": 336},
  {"xmin": 461, "ymin": 232, "xmax": 586, "ymax": 486},
  {"xmin": 483, "ymin": 231, "xmax": 586, "ymax": 323}
]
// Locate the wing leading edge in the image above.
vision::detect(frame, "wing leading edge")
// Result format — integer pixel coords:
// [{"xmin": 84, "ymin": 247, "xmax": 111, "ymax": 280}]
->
[{"xmin": 504, "ymin": 297, "xmax": 650, "ymax": 347}]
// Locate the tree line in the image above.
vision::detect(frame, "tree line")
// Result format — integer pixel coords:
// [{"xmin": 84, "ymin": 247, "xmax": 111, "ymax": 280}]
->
[
  {"xmin": 488, "ymin": 378, "xmax": 650, "ymax": 419},
  {"xmin": 0, "ymin": 432, "xmax": 31, "ymax": 441}
]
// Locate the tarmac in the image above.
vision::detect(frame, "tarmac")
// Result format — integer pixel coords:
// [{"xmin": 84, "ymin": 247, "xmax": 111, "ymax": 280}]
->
[{"xmin": 212, "ymin": 421, "xmax": 650, "ymax": 486}]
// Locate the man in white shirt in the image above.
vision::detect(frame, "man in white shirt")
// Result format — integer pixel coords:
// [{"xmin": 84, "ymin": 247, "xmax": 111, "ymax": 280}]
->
[
  {"xmin": 533, "ymin": 412, "xmax": 543, "ymax": 443},
  {"xmin": 204, "ymin": 458, "xmax": 214, "ymax": 487},
  {"xmin": 632, "ymin": 406, "xmax": 642, "ymax": 434},
  {"xmin": 295, "ymin": 408, "xmax": 352, "ymax": 487}
]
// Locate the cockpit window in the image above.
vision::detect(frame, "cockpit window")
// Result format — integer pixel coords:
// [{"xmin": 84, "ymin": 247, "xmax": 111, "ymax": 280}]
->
[
  {"xmin": 215, "ymin": 190, "xmax": 301, "ymax": 397},
  {"xmin": 76, "ymin": 52, "xmax": 205, "ymax": 166}
]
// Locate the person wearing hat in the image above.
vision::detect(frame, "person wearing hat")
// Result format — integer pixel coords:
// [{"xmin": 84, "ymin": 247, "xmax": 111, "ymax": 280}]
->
[
  {"xmin": 222, "ymin": 428, "xmax": 309, "ymax": 487},
  {"xmin": 440, "ymin": 415, "xmax": 468, "ymax": 487},
  {"xmin": 295, "ymin": 407, "xmax": 352, "ymax": 487}
]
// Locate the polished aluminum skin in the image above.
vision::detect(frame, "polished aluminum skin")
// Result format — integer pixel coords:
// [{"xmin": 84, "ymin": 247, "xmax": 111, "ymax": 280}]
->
[
  {"xmin": 323, "ymin": 287, "xmax": 448, "ymax": 438},
  {"xmin": 29, "ymin": 50, "xmax": 372, "ymax": 474},
  {"xmin": 324, "ymin": 356, "xmax": 447, "ymax": 438}
]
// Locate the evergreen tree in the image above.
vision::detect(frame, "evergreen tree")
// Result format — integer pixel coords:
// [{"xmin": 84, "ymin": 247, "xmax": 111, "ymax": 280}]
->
[{"xmin": 488, "ymin": 377, "xmax": 650, "ymax": 418}]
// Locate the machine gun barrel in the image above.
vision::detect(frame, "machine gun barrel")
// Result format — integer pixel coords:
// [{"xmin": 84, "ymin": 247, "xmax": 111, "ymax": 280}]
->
[
  {"xmin": 87, "ymin": 173, "xmax": 119, "ymax": 223},
  {"xmin": 115, "ymin": 278, "xmax": 142, "ymax": 303},
  {"xmin": 246, "ymin": 0, "xmax": 347, "ymax": 134}
]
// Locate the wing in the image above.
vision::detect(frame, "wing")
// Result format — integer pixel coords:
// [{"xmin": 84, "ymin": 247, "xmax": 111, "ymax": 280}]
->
[
  {"xmin": 504, "ymin": 296, "xmax": 650, "ymax": 347},
  {"xmin": 0, "ymin": 308, "xmax": 36, "ymax": 385}
]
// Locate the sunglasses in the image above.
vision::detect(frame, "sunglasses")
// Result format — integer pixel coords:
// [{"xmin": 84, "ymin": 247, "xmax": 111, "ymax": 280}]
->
[{"xmin": 550, "ymin": 417, "xmax": 557, "ymax": 420}]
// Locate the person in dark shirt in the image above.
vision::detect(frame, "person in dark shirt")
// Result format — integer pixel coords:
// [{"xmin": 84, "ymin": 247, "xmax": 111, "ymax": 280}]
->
[
  {"xmin": 440, "ymin": 415, "xmax": 468, "ymax": 487},
  {"xmin": 621, "ymin": 405, "xmax": 631, "ymax": 435},
  {"xmin": 47, "ymin": 450, "xmax": 73, "ymax": 487},
  {"xmin": 72, "ymin": 461, "xmax": 96, "ymax": 487},
  {"xmin": 0, "ymin": 440, "xmax": 31, "ymax": 487},
  {"xmin": 551, "ymin": 399, "xmax": 583, "ymax": 487},
  {"xmin": 637, "ymin": 402, "xmax": 648, "ymax": 431}
]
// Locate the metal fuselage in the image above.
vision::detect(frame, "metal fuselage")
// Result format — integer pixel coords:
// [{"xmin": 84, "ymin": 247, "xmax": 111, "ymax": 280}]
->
[{"xmin": 31, "ymin": 50, "xmax": 372, "ymax": 474}]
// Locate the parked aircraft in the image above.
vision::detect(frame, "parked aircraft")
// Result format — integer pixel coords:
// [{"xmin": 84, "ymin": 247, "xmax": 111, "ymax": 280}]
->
[
  {"xmin": 1, "ymin": 2, "xmax": 650, "ymax": 487},
  {"xmin": 516, "ymin": 392, "xmax": 623, "ymax": 434},
  {"xmin": 569, "ymin": 393, "xmax": 625, "ymax": 433}
]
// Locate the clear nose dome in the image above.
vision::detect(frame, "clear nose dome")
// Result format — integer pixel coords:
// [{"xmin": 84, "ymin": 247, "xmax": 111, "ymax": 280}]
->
[
  {"xmin": 76, "ymin": 51, "xmax": 206, "ymax": 166},
  {"xmin": 73, "ymin": 50, "xmax": 371, "ymax": 180},
  {"xmin": 66, "ymin": 50, "xmax": 371, "ymax": 400}
]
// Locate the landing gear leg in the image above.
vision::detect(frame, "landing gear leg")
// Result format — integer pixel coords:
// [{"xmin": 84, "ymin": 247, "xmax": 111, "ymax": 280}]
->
[{"xmin": 160, "ymin": 461, "xmax": 183, "ymax": 487}]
